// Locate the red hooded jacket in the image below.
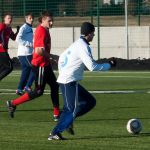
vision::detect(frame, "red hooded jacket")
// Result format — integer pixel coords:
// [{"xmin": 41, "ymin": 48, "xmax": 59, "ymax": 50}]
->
[{"xmin": 0, "ymin": 23, "xmax": 17, "ymax": 52}]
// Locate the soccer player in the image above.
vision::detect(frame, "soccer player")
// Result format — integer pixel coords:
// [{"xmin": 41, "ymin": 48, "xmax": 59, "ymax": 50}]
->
[
  {"xmin": 7, "ymin": 11, "xmax": 60, "ymax": 121},
  {"xmin": 16, "ymin": 13, "xmax": 35, "ymax": 95},
  {"xmin": 0, "ymin": 13, "xmax": 19, "ymax": 81},
  {"xmin": 48, "ymin": 22, "xmax": 116, "ymax": 140}
]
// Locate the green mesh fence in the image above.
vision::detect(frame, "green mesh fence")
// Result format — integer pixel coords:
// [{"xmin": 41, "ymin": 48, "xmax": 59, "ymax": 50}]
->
[{"xmin": 0, "ymin": 0, "xmax": 149, "ymax": 26}]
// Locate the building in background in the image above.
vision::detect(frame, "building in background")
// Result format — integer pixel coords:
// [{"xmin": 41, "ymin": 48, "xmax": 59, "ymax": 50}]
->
[
  {"xmin": 142, "ymin": 0, "xmax": 150, "ymax": 14},
  {"xmin": 0, "ymin": 0, "xmax": 149, "ymax": 18},
  {"xmin": 103, "ymin": 0, "xmax": 124, "ymax": 5},
  {"xmin": 103, "ymin": 0, "xmax": 111, "ymax": 5},
  {"xmin": 114, "ymin": 0, "xmax": 124, "ymax": 5}
]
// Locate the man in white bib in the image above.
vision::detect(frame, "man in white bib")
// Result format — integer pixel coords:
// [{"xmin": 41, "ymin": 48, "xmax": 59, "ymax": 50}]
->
[{"xmin": 48, "ymin": 22, "xmax": 116, "ymax": 140}]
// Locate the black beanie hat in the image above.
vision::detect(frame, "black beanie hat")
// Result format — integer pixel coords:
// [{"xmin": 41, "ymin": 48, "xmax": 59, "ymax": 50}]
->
[{"xmin": 81, "ymin": 22, "xmax": 95, "ymax": 36}]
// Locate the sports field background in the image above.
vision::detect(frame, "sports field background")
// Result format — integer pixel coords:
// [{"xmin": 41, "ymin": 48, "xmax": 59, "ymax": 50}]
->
[
  {"xmin": 0, "ymin": 71, "xmax": 150, "ymax": 150},
  {"xmin": 0, "ymin": 1, "xmax": 150, "ymax": 149}
]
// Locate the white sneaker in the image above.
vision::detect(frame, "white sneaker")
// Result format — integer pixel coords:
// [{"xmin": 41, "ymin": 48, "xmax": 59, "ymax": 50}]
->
[
  {"xmin": 53, "ymin": 115, "xmax": 59, "ymax": 122},
  {"xmin": 48, "ymin": 133, "xmax": 66, "ymax": 140}
]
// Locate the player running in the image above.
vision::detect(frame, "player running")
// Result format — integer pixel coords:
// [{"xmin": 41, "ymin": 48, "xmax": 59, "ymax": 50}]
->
[
  {"xmin": 0, "ymin": 13, "xmax": 19, "ymax": 81},
  {"xmin": 48, "ymin": 22, "xmax": 116, "ymax": 140},
  {"xmin": 15, "ymin": 13, "xmax": 35, "ymax": 95},
  {"xmin": 7, "ymin": 11, "xmax": 60, "ymax": 121}
]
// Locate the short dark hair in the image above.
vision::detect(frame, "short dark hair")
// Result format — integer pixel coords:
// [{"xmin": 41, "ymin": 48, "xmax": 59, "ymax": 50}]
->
[
  {"xmin": 2, "ymin": 13, "xmax": 13, "ymax": 22},
  {"xmin": 25, "ymin": 12, "xmax": 34, "ymax": 18},
  {"xmin": 38, "ymin": 10, "xmax": 53, "ymax": 23},
  {"xmin": 3, "ymin": 13, "xmax": 13, "ymax": 19},
  {"xmin": 81, "ymin": 22, "xmax": 95, "ymax": 36}
]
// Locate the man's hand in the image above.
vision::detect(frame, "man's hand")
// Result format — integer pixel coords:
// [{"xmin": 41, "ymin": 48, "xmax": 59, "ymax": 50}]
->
[
  {"xmin": 16, "ymin": 26, "xmax": 20, "ymax": 33},
  {"xmin": 50, "ymin": 54, "xmax": 59, "ymax": 64},
  {"xmin": 109, "ymin": 58, "xmax": 117, "ymax": 67},
  {"xmin": 35, "ymin": 47, "xmax": 51, "ymax": 60}
]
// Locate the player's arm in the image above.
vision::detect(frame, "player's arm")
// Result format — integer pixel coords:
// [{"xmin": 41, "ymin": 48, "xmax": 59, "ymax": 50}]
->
[
  {"xmin": 16, "ymin": 26, "xmax": 32, "ymax": 47},
  {"xmin": 0, "ymin": 23, "xmax": 6, "ymax": 34},
  {"xmin": 35, "ymin": 47, "xmax": 51, "ymax": 59},
  {"xmin": 10, "ymin": 26, "xmax": 20, "ymax": 41},
  {"xmin": 79, "ymin": 46, "xmax": 115, "ymax": 71},
  {"xmin": 0, "ymin": 24, "xmax": 6, "ymax": 48}
]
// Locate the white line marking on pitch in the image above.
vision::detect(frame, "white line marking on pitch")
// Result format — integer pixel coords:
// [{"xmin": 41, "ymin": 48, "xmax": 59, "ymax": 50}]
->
[
  {"xmin": 8, "ymin": 74, "xmax": 150, "ymax": 79},
  {"xmin": 84, "ymin": 76, "xmax": 150, "ymax": 78},
  {"xmin": 0, "ymin": 89, "xmax": 148, "ymax": 95}
]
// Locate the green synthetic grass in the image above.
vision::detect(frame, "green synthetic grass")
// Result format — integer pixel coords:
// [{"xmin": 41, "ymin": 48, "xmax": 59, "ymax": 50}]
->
[{"xmin": 0, "ymin": 71, "xmax": 150, "ymax": 150}]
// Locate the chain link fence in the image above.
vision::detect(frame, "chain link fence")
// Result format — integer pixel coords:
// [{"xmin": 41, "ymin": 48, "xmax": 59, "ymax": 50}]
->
[
  {"xmin": 0, "ymin": 0, "xmax": 150, "ymax": 59},
  {"xmin": 0, "ymin": 0, "xmax": 150, "ymax": 27}
]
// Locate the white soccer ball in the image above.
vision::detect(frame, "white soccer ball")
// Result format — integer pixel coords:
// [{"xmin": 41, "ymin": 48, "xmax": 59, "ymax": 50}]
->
[{"xmin": 126, "ymin": 119, "xmax": 142, "ymax": 134}]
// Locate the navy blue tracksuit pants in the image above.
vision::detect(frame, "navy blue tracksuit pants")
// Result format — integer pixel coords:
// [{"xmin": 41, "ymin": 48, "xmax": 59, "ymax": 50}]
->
[
  {"xmin": 52, "ymin": 82, "xmax": 96, "ymax": 135},
  {"xmin": 0, "ymin": 52, "xmax": 13, "ymax": 81},
  {"xmin": 17, "ymin": 55, "xmax": 34, "ymax": 90}
]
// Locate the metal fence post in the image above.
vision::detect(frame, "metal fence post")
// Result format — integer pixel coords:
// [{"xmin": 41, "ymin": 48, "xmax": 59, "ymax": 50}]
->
[
  {"xmin": 125, "ymin": 0, "xmax": 129, "ymax": 59},
  {"xmin": 73, "ymin": 26, "xmax": 75, "ymax": 42},
  {"xmin": 97, "ymin": 0, "xmax": 100, "ymax": 60},
  {"xmin": 149, "ymin": 26, "xmax": 150, "ymax": 58},
  {"xmin": 1, "ymin": 0, "xmax": 4, "ymax": 22},
  {"xmin": 23, "ymin": 0, "xmax": 26, "ymax": 16},
  {"xmin": 90, "ymin": 0, "xmax": 93, "ymax": 24},
  {"xmin": 137, "ymin": 0, "xmax": 141, "ymax": 26},
  {"xmin": 45, "ymin": 0, "xmax": 47, "ymax": 10}
]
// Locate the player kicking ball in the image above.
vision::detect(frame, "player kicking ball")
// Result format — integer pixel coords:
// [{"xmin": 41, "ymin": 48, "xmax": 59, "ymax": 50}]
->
[
  {"xmin": 6, "ymin": 11, "xmax": 60, "ymax": 121},
  {"xmin": 48, "ymin": 22, "xmax": 116, "ymax": 140}
]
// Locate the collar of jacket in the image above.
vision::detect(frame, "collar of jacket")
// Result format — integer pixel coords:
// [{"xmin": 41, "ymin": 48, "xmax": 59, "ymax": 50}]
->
[
  {"xmin": 80, "ymin": 36, "xmax": 90, "ymax": 45},
  {"xmin": 26, "ymin": 23, "xmax": 32, "ymax": 27}
]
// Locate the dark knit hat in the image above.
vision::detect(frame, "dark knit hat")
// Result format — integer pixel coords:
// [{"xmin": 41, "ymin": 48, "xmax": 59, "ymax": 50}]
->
[{"xmin": 81, "ymin": 22, "xmax": 95, "ymax": 36}]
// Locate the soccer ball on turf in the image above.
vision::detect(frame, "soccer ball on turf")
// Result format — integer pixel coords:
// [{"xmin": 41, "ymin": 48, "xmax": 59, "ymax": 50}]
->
[{"xmin": 126, "ymin": 119, "xmax": 142, "ymax": 134}]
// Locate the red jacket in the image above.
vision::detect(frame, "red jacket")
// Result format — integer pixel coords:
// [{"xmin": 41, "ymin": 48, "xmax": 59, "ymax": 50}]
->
[
  {"xmin": 32, "ymin": 25, "xmax": 51, "ymax": 67},
  {"xmin": 0, "ymin": 23, "xmax": 17, "ymax": 52}
]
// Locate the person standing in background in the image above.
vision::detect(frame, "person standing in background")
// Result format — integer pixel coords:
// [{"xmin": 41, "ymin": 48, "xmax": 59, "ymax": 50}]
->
[
  {"xmin": 0, "ymin": 13, "xmax": 19, "ymax": 82},
  {"xmin": 16, "ymin": 13, "xmax": 35, "ymax": 95}
]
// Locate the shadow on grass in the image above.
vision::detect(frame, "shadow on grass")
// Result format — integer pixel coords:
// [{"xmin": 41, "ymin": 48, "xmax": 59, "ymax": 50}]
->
[
  {"xmin": 0, "ymin": 108, "xmax": 52, "ymax": 113},
  {"xmin": 1, "ymin": 108, "xmax": 150, "ymax": 122},
  {"xmin": 76, "ymin": 117, "xmax": 150, "ymax": 122},
  {"xmin": 71, "ymin": 133, "xmax": 150, "ymax": 140}
]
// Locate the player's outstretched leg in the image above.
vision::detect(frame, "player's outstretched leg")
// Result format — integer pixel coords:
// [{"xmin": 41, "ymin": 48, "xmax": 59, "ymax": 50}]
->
[
  {"xmin": 48, "ymin": 82, "xmax": 77, "ymax": 140},
  {"xmin": 24, "ymin": 70, "xmax": 34, "ymax": 92},
  {"xmin": 47, "ymin": 65, "xmax": 60, "ymax": 121},
  {"xmin": 6, "ymin": 92, "xmax": 31, "ymax": 118},
  {"xmin": 16, "ymin": 56, "xmax": 31, "ymax": 95},
  {"xmin": 6, "ymin": 100, "xmax": 16, "ymax": 118},
  {"xmin": 75, "ymin": 84, "xmax": 96, "ymax": 118},
  {"xmin": 66, "ymin": 124, "xmax": 75, "ymax": 135},
  {"xmin": 0, "ymin": 54, "xmax": 13, "ymax": 81}
]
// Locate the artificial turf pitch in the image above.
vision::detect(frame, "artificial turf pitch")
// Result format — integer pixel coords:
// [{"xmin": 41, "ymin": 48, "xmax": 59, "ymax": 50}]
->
[{"xmin": 0, "ymin": 71, "xmax": 150, "ymax": 150}]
